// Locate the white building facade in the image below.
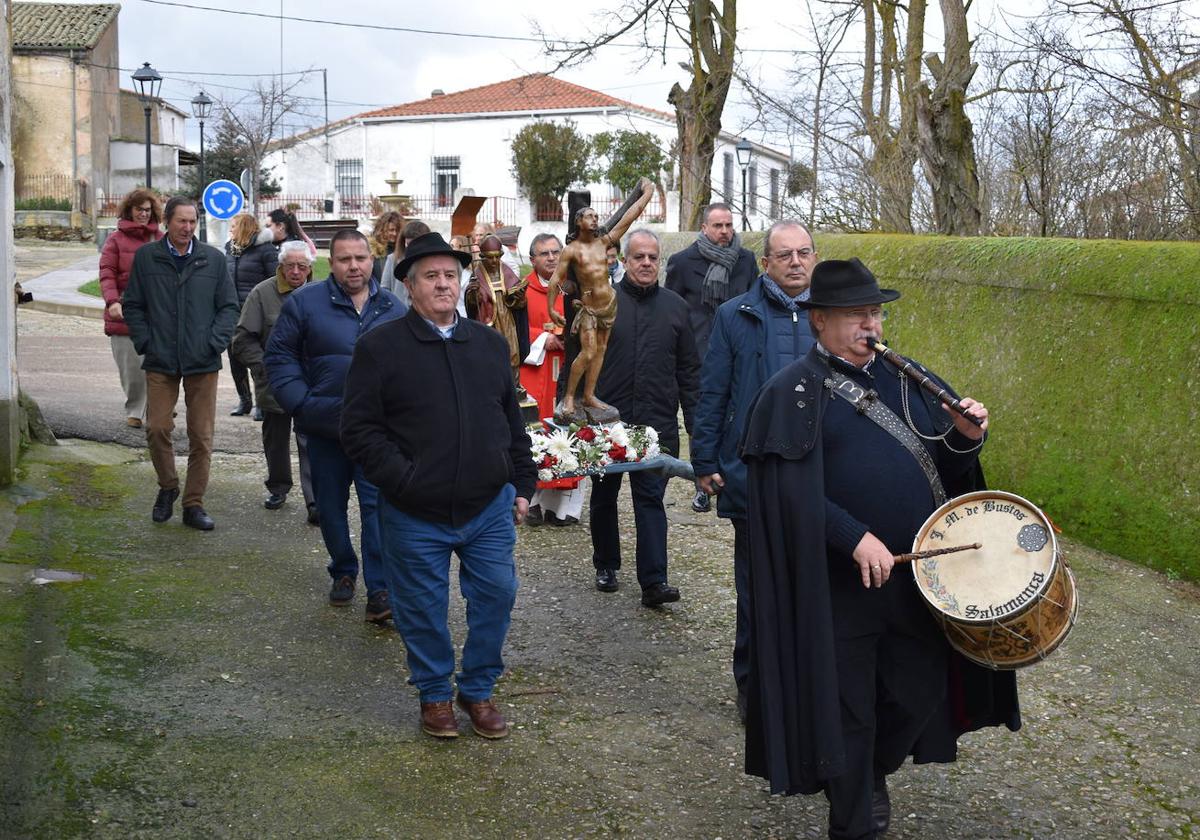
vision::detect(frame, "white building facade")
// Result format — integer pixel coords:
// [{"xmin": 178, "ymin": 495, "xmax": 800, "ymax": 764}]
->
[{"xmin": 264, "ymin": 75, "xmax": 792, "ymax": 241}]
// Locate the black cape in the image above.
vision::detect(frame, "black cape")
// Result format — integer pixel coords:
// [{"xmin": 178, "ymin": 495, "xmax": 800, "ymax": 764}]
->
[{"xmin": 738, "ymin": 347, "xmax": 1021, "ymax": 795}]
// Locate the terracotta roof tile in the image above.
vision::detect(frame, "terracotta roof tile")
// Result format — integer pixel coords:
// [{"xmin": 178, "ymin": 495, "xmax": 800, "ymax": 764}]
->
[
  {"xmin": 357, "ymin": 74, "xmax": 673, "ymax": 122},
  {"xmin": 12, "ymin": 2, "xmax": 120, "ymax": 51}
]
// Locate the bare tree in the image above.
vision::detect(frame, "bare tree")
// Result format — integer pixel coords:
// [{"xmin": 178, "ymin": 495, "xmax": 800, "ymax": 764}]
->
[
  {"xmin": 861, "ymin": 0, "xmax": 926, "ymax": 232},
  {"xmin": 1033, "ymin": 0, "xmax": 1200, "ymax": 237},
  {"xmin": 914, "ymin": 0, "xmax": 982, "ymax": 234},
  {"xmin": 218, "ymin": 76, "xmax": 309, "ymax": 213},
  {"xmin": 540, "ymin": 0, "xmax": 737, "ymax": 230}
]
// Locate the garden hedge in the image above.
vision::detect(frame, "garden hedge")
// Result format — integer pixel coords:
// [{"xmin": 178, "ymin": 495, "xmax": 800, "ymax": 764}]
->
[{"xmin": 660, "ymin": 232, "xmax": 1200, "ymax": 581}]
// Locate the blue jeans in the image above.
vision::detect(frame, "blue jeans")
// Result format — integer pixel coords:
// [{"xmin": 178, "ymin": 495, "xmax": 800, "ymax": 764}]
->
[
  {"xmin": 379, "ymin": 484, "xmax": 518, "ymax": 703},
  {"xmin": 305, "ymin": 434, "xmax": 385, "ymax": 596}
]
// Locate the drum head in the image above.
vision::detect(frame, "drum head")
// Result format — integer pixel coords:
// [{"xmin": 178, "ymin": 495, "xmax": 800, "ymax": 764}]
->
[{"xmin": 912, "ymin": 491, "xmax": 1058, "ymax": 623}]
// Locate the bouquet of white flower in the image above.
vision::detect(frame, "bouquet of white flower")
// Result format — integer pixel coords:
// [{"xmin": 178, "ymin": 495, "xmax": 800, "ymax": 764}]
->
[{"xmin": 530, "ymin": 421, "xmax": 662, "ymax": 481}]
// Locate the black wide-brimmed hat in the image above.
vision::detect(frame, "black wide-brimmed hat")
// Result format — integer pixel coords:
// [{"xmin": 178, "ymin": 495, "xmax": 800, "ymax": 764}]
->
[
  {"xmin": 395, "ymin": 231, "xmax": 471, "ymax": 280},
  {"xmin": 799, "ymin": 257, "xmax": 900, "ymax": 308}
]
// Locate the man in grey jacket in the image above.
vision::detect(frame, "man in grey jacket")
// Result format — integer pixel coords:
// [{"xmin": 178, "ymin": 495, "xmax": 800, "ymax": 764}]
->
[{"xmin": 123, "ymin": 196, "xmax": 239, "ymax": 530}]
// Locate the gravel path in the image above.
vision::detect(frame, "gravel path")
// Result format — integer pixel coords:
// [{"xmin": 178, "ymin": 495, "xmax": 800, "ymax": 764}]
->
[{"xmin": 2, "ymin": 310, "xmax": 1197, "ymax": 839}]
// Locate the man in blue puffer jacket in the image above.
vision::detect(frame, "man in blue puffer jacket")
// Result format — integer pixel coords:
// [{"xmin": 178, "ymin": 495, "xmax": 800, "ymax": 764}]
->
[
  {"xmin": 689, "ymin": 220, "xmax": 818, "ymax": 722},
  {"xmin": 265, "ymin": 230, "xmax": 405, "ymax": 623}
]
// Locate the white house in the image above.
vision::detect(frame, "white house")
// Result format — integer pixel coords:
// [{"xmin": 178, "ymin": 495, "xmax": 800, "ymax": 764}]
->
[{"xmin": 264, "ymin": 74, "xmax": 791, "ymax": 240}]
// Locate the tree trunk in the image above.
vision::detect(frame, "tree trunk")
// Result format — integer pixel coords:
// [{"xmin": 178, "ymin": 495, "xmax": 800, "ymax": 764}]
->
[
  {"xmin": 669, "ymin": 0, "xmax": 737, "ymax": 232},
  {"xmin": 915, "ymin": 0, "xmax": 981, "ymax": 235},
  {"xmin": 862, "ymin": 0, "xmax": 921, "ymax": 233}
]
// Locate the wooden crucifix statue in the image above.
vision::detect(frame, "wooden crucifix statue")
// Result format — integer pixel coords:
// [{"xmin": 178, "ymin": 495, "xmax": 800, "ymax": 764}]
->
[{"xmin": 547, "ymin": 177, "xmax": 655, "ymax": 425}]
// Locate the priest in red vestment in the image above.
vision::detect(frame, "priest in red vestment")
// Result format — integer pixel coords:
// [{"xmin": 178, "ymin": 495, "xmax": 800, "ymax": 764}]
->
[{"xmin": 520, "ymin": 233, "xmax": 584, "ymax": 526}]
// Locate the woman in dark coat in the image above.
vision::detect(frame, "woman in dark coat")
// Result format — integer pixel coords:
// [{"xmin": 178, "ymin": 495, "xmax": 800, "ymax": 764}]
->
[
  {"xmin": 99, "ymin": 188, "xmax": 163, "ymax": 428},
  {"xmin": 225, "ymin": 212, "xmax": 278, "ymax": 417}
]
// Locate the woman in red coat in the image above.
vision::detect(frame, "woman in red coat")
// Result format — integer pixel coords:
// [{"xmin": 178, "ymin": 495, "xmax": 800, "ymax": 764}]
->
[{"xmin": 99, "ymin": 189, "xmax": 163, "ymax": 428}]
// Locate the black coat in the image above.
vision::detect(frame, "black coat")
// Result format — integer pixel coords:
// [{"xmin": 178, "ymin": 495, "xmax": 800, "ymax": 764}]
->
[
  {"xmin": 738, "ymin": 347, "xmax": 1021, "ymax": 795},
  {"xmin": 664, "ymin": 239, "xmax": 758, "ymax": 359},
  {"xmin": 594, "ymin": 278, "xmax": 700, "ymax": 454},
  {"xmin": 123, "ymin": 238, "xmax": 239, "ymax": 377},
  {"xmin": 340, "ymin": 309, "xmax": 536, "ymax": 528},
  {"xmin": 226, "ymin": 232, "xmax": 279, "ymax": 305}
]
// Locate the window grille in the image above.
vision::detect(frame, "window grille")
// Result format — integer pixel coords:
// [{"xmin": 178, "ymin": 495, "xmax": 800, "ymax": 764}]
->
[
  {"xmin": 431, "ymin": 156, "xmax": 461, "ymax": 208},
  {"xmin": 335, "ymin": 158, "xmax": 364, "ymax": 197}
]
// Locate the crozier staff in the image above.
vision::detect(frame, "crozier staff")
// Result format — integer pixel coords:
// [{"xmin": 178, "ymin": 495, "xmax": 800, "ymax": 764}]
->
[{"xmin": 738, "ymin": 258, "xmax": 1021, "ymax": 839}]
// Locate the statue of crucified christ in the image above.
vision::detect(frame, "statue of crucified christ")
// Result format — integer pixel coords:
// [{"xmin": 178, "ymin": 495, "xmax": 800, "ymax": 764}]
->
[{"xmin": 547, "ymin": 177, "xmax": 655, "ymax": 425}]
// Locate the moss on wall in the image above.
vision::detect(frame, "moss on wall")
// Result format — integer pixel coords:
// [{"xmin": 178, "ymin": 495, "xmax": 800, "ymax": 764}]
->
[{"xmin": 660, "ymin": 231, "xmax": 1200, "ymax": 581}]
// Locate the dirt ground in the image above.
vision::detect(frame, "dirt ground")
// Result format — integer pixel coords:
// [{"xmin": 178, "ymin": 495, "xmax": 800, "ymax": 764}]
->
[{"xmin": 1, "ymin": 304, "xmax": 1198, "ymax": 839}]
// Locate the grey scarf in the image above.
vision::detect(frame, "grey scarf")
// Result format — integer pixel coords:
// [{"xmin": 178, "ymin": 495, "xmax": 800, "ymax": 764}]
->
[
  {"xmin": 695, "ymin": 231, "xmax": 743, "ymax": 309},
  {"xmin": 760, "ymin": 273, "xmax": 810, "ymax": 312}
]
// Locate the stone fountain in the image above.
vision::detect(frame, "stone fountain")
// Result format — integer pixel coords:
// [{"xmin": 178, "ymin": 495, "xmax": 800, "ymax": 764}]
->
[{"xmin": 378, "ymin": 172, "xmax": 412, "ymax": 215}]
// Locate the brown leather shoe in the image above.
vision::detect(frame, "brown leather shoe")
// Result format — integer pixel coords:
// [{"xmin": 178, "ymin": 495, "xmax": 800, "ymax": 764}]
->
[
  {"xmin": 456, "ymin": 696, "xmax": 509, "ymax": 739},
  {"xmin": 419, "ymin": 701, "xmax": 459, "ymax": 738}
]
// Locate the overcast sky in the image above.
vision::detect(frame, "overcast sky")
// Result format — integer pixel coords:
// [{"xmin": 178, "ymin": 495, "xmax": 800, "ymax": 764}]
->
[{"xmin": 50, "ymin": 0, "xmax": 1023, "ymax": 150}]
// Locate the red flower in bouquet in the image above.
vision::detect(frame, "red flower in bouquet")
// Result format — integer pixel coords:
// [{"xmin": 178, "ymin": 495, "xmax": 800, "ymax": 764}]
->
[
  {"xmin": 607, "ymin": 445, "xmax": 627, "ymax": 461},
  {"xmin": 576, "ymin": 426, "xmax": 598, "ymax": 442},
  {"xmin": 539, "ymin": 455, "xmax": 555, "ymax": 469}
]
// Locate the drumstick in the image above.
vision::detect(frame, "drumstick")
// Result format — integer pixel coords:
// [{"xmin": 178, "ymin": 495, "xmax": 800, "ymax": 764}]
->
[{"xmin": 893, "ymin": 542, "xmax": 982, "ymax": 563}]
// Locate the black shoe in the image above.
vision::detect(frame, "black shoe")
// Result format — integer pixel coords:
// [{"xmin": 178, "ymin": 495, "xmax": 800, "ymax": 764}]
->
[
  {"xmin": 595, "ymin": 568, "xmax": 618, "ymax": 593},
  {"xmin": 181, "ymin": 505, "xmax": 215, "ymax": 531},
  {"xmin": 547, "ymin": 511, "xmax": 578, "ymax": 527},
  {"xmin": 365, "ymin": 590, "xmax": 392, "ymax": 625},
  {"xmin": 641, "ymin": 582, "xmax": 680, "ymax": 607},
  {"xmin": 264, "ymin": 493, "xmax": 286, "ymax": 510},
  {"xmin": 230, "ymin": 398, "xmax": 252, "ymax": 417},
  {"xmin": 151, "ymin": 487, "xmax": 179, "ymax": 523},
  {"xmin": 691, "ymin": 490, "xmax": 711, "ymax": 513},
  {"xmin": 329, "ymin": 575, "xmax": 355, "ymax": 606},
  {"xmin": 872, "ymin": 777, "xmax": 891, "ymax": 834},
  {"xmin": 252, "ymin": 407, "xmax": 264, "ymax": 422},
  {"xmin": 306, "ymin": 504, "xmax": 320, "ymax": 526},
  {"xmin": 525, "ymin": 504, "xmax": 544, "ymax": 527}
]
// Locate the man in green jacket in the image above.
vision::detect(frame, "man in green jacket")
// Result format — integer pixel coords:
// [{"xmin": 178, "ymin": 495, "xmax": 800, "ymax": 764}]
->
[{"xmin": 123, "ymin": 196, "xmax": 240, "ymax": 530}]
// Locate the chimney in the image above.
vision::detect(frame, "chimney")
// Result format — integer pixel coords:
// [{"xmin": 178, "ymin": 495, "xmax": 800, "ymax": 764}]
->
[{"xmin": 431, "ymin": 89, "xmax": 445, "ymax": 97}]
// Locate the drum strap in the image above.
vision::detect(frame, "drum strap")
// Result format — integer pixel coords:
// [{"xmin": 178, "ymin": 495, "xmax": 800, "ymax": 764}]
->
[{"xmin": 825, "ymin": 372, "xmax": 947, "ymax": 506}]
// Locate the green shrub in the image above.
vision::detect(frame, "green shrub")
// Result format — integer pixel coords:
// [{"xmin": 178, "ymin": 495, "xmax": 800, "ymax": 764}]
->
[
  {"xmin": 16, "ymin": 197, "xmax": 71, "ymax": 211},
  {"xmin": 661, "ymin": 231, "xmax": 1200, "ymax": 581}
]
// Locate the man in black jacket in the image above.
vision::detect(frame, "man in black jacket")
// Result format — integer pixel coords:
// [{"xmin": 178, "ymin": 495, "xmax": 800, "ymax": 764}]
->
[
  {"xmin": 123, "ymin": 196, "xmax": 239, "ymax": 530},
  {"xmin": 590, "ymin": 229, "xmax": 700, "ymax": 606},
  {"xmin": 341, "ymin": 233, "xmax": 536, "ymax": 741},
  {"xmin": 665, "ymin": 202, "xmax": 757, "ymax": 514}
]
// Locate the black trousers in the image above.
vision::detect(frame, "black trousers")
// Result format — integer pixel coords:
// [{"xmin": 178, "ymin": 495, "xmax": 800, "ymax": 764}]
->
[
  {"xmin": 823, "ymin": 572, "xmax": 947, "ymax": 840},
  {"xmin": 228, "ymin": 350, "xmax": 252, "ymax": 403},
  {"xmin": 588, "ymin": 469, "xmax": 668, "ymax": 590},
  {"xmin": 731, "ymin": 517, "xmax": 751, "ymax": 696},
  {"xmin": 262, "ymin": 410, "xmax": 314, "ymax": 505}
]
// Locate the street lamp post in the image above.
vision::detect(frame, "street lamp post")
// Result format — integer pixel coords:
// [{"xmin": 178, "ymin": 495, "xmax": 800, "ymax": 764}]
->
[
  {"xmin": 191, "ymin": 91, "xmax": 213, "ymax": 242},
  {"xmin": 735, "ymin": 137, "xmax": 754, "ymax": 231},
  {"xmin": 131, "ymin": 62, "xmax": 163, "ymax": 190}
]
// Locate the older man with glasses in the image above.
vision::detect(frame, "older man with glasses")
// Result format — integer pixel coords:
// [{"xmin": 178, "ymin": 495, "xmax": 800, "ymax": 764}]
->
[
  {"xmin": 690, "ymin": 219, "xmax": 819, "ymax": 723},
  {"xmin": 232, "ymin": 240, "xmax": 319, "ymax": 522},
  {"xmin": 738, "ymin": 257, "xmax": 1019, "ymax": 840}
]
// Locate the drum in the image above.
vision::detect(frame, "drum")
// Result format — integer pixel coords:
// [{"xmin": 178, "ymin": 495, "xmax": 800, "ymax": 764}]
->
[{"xmin": 910, "ymin": 490, "xmax": 1078, "ymax": 670}]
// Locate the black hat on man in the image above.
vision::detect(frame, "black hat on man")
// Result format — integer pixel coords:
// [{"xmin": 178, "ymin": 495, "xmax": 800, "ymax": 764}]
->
[
  {"xmin": 395, "ymin": 231, "xmax": 471, "ymax": 281},
  {"xmin": 799, "ymin": 257, "xmax": 900, "ymax": 308}
]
